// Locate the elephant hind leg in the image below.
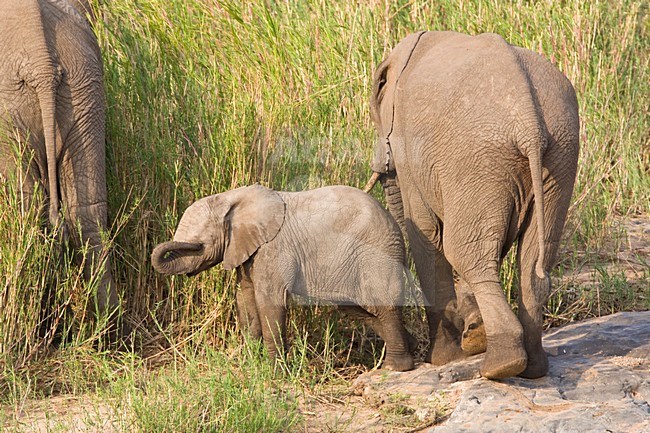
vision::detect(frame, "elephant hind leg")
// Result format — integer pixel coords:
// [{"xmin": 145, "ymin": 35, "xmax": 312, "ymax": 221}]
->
[
  {"xmin": 405, "ymin": 217, "xmax": 467, "ymax": 366},
  {"xmin": 517, "ymin": 216, "xmax": 552, "ymax": 379},
  {"xmin": 59, "ymin": 146, "xmax": 117, "ymax": 316},
  {"xmin": 342, "ymin": 306, "xmax": 415, "ymax": 372},
  {"xmin": 469, "ymin": 279, "xmax": 527, "ymax": 379},
  {"xmin": 517, "ymin": 164, "xmax": 575, "ymax": 379},
  {"xmin": 446, "ymin": 237, "xmax": 526, "ymax": 379},
  {"xmin": 65, "ymin": 201, "xmax": 116, "ymax": 313},
  {"xmin": 456, "ymin": 278, "xmax": 486, "ymax": 356},
  {"xmin": 372, "ymin": 307, "xmax": 415, "ymax": 372}
]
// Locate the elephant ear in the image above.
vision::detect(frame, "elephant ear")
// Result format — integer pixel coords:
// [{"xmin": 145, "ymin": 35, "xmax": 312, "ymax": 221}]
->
[
  {"xmin": 370, "ymin": 30, "xmax": 426, "ymax": 173},
  {"xmin": 222, "ymin": 185, "xmax": 286, "ymax": 270}
]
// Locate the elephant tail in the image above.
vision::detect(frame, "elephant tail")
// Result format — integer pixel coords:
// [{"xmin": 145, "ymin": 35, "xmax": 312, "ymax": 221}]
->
[
  {"xmin": 24, "ymin": 0, "xmax": 63, "ymax": 229},
  {"xmin": 37, "ymin": 81, "xmax": 61, "ymax": 228},
  {"xmin": 528, "ymin": 146, "xmax": 547, "ymax": 280}
]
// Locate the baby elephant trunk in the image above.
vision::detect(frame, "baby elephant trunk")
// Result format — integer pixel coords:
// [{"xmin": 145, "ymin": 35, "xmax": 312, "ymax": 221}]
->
[{"xmin": 151, "ymin": 241, "xmax": 203, "ymax": 275}]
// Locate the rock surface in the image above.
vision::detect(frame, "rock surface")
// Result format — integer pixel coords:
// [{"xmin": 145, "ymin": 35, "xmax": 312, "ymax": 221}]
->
[{"xmin": 354, "ymin": 311, "xmax": 650, "ymax": 433}]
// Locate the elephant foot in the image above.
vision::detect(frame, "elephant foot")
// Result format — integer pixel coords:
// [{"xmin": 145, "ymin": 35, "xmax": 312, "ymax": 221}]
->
[
  {"xmin": 239, "ymin": 321, "xmax": 263, "ymax": 342},
  {"xmin": 426, "ymin": 312, "xmax": 468, "ymax": 365},
  {"xmin": 480, "ymin": 345, "xmax": 527, "ymax": 379},
  {"xmin": 407, "ymin": 332, "xmax": 419, "ymax": 354},
  {"xmin": 263, "ymin": 340, "xmax": 288, "ymax": 366},
  {"xmin": 383, "ymin": 353, "xmax": 415, "ymax": 372},
  {"xmin": 461, "ymin": 319, "xmax": 487, "ymax": 356},
  {"xmin": 519, "ymin": 349, "xmax": 549, "ymax": 379},
  {"xmin": 426, "ymin": 341, "xmax": 467, "ymax": 366}
]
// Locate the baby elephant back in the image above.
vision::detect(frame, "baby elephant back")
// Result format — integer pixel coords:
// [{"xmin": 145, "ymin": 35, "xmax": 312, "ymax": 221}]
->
[{"xmin": 287, "ymin": 185, "xmax": 405, "ymax": 266}]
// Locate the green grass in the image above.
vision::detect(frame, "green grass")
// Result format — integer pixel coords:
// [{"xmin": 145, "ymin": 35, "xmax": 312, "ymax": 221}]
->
[
  {"xmin": 106, "ymin": 342, "xmax": 300, "ymax": 433},
  {"xmin": 1, "ymin": 0, "xmax": 648, "ymax": 430},
  {"xmin": 1, "ymin": 340, "xmax": 300, "ymax": 432}
]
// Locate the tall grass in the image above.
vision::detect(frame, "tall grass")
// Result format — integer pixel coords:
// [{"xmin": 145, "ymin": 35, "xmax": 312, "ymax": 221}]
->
[
  {"xmin": 1, "ymin": 0, "xmax": 647, "ymax": 426},
  {"xmin": 0, "ymin": 138, "xmax": 111, "ymax": 372},
  {"xmin": 0, "ymin": 144, "xmax": 61, "ymax": 369},
  {"xmin": 98, "ymin": 0, "xmax": 648, "ymax": 345}
]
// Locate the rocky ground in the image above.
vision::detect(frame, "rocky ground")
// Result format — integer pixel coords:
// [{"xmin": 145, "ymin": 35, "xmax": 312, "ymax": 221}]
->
[{"xmin": 352, "ymin": 311, "xmax": 650, "ymax": 433}]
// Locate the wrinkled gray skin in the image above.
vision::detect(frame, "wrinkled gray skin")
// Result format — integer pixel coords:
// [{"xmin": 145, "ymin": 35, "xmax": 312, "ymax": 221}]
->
[
  {"xmin": 0, "ymin": 0, "xmax": 117, "ymax": 314},
  {"xmin": 365, "ymin": 31, "xmax": 579, "ymax": 379},
  {"xmin": 152, "ymin": 185, "xmax": 415, "ymax": 372}
]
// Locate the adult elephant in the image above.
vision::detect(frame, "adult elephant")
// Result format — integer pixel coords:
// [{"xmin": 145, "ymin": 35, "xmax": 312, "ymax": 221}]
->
[
  {"xmin": 0, "ymin": 0, "xmax": 118, "ymax": 316},
  {"xmin": 364, "ymin": 31, "xmax": 579, "ymax": 379}
]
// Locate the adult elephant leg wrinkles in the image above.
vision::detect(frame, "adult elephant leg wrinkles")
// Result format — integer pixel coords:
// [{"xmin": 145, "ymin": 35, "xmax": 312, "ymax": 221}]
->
[
  {"xmin": 517, "ymin": 224, "xmax": 551, "ymax": 379},
  {"xmin": 517, "ymin": 148, "xmax": 577, "ymax": 379},
  {"xmin": 402, "ymin": 188, "xmax": 467, "ymax": 365},
  {"xmin": 59, "ymin": 105, "xmax": 116, "ymax": 316},
  {"xmin": 443, "ymin": 204, "xmax": 527, "ymax": 379},
  {"xmin": 471, "ymin": 278, "xmax": 527, "ymax": 379}
]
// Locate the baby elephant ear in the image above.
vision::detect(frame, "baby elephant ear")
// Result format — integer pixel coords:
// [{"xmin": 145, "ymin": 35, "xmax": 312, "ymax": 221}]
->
[{"xmin": 222, "ymin": 185, "xmax": 285, "ymax": 270}]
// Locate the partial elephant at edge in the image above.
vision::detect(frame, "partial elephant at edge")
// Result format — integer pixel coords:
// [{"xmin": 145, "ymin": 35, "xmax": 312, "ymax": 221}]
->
[{"xmin": 0, "ymin": 0, "xmax": 119, "ymax": 319}]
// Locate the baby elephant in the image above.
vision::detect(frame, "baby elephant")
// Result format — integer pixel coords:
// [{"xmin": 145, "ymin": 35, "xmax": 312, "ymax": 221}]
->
[{"xmin": 152, "ymin": 185, "xmax": 414, "ymax": 371}]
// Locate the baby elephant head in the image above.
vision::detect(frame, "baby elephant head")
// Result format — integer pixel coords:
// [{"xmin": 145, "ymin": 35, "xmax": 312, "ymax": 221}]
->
[{"xmin": 151, "ymin": 185, "xmax": 285, "ymax": 276}]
